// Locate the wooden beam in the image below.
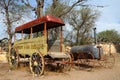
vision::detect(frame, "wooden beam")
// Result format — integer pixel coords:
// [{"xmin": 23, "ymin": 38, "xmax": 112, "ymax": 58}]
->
[
  {"xmin": 22, "ymin": 30, "xmax": 24, "ymax": 40},
  {"xmin": 60, "ymin": 27, "xmax": 63, "ymax": 52},
  {"xmin": 47, "ymin": 30, "xmax": 48, "ymax": 42},
  {"xmin": 30, "ymin": 27, "xmax": 33, "ymax": 39},
  {"xmin": 44, "ymin": 22, "xmax": 47, "ymax": 43}
]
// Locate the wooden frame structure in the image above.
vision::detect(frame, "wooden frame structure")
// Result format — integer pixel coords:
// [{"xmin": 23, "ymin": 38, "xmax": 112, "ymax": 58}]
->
[
  {"xmin": 9, "ymin": 15, "xmax": 72, "ymax": 76},
  {"xmin": 14, "ymin": 15, "xmax": 65, "ymax": 52}
]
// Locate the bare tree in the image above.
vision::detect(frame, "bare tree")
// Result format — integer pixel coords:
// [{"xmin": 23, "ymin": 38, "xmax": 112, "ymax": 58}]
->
[
  {"xmin": 21, "ymin": 0, "xmax": 44, "ymax": 17},
  {"xmin": 66, "ymin": 7, "xmax": 99, "ymax": 45},
  {"xmin": 46, "ymin": 0, "xmax": 87, "ymax": 18},
  {"xmin": 0, "ymin": 0, "xmax": 28, "ymax": 59},
  {"xmin": 21, "ymin": 0, "xmax": 87, "ymax": 18}
]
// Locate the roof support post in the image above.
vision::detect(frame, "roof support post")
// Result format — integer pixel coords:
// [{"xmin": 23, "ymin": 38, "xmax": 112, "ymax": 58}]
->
[
  {"xmin": 44, "ymin": 22, "xmax": 47, "ymax": 43},
  {"xmin": 60, "ymin": 26, "xmax": 63, "ymax": 52},
  {"xmin": 30, "ymin": 27, "xmax": 33, "ymax": 39},
  {"xmin": 22, "ymin": 30, "xmax": 24, "ymax": 40}
]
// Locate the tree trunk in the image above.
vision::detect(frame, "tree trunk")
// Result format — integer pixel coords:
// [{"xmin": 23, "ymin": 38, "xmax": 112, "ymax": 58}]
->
[
  {"xmin": 36, "ymin": 0, "xmax": 44, "ymax": 17},
  {"xmin": 5, "ymin": 3, "xmax": 12, "ymax": 62},
  {"xmin": 52, "ymin": 0, "xmax": 58, "ymax": 8},
  {"xmin": 76, "ymin": 30, "xmax": 79, "ymax": 45}
]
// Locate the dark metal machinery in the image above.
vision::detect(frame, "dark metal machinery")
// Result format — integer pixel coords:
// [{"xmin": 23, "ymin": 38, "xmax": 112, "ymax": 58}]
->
[{"xmin": 69, "ymin": 28, "xmax": 115, "ymax": 70}]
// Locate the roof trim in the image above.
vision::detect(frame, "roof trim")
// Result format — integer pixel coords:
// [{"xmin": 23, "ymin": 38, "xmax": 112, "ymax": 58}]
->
[{"xmin": 15, "ymin": 15, "xmax": 65, "ymax": 33}]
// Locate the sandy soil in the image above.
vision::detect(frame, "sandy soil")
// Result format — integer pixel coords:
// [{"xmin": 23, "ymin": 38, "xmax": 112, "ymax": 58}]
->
[{"xmin": 0, "ymin": 54, "xmax": 120, "ymax": 80}]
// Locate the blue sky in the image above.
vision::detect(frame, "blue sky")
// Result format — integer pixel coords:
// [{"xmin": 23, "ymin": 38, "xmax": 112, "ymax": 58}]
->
[
  {"xmin": 88, "ymin": 0, "xmax": 120, "ymax": 33},
  {"xmin": 0, "ymin": 0, "xmax": 120, "ymax": 39}
]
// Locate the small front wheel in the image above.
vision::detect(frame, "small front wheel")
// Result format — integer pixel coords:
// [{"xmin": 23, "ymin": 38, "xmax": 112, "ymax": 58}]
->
[
  {"xmin": 61, "ymin": 53, "xmax": 72, "ymax": 71},
  {"xmin": 29, "ymin": 52, "xmax": 44, "ymax": 76},
  {"xmin": 9, "ymin": 48, "xmax": 18, "ymax": 69},
  {"xmin": 78, "ymin": 52, "xmax": 95, "ymax": 71},
  {"xmin": 99, "ymin": 53, "xmax": 115, "ymax": 68}
]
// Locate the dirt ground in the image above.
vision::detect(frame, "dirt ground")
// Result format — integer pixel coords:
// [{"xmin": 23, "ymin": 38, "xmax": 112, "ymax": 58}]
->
[{"xmin": 0, "ymin": 54, "xmax": 120, "ymax": 80}]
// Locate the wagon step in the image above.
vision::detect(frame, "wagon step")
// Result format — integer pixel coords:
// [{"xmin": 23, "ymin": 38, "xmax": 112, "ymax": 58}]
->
[
  {"xmin": 45, "ymin": 61, "xmax": 71, "ymax": 65},
  {"xmin": 48, "ymin": 52, "xmax": 70, "ymax": 59}
]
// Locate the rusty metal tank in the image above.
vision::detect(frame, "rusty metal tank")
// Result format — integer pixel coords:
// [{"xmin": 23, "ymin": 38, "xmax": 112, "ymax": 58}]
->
[{"xmin": 70, "ymin": 45, "xmax": 103, "ymax": 60}]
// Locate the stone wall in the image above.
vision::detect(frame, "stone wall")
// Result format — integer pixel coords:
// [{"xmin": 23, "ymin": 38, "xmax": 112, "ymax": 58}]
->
[
  {"xmin": 99, "ymin": 43, "xmax": 117, "ymax": 54},
  {"xmin": 0, "ymin": 47, "xmax": 8, "ymax": 63},
  {"xmin": 0, "ymin": 54, "xmax": 8, "ymax": 63}
]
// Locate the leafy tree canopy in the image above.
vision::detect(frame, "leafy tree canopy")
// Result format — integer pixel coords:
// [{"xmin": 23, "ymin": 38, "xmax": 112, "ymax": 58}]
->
[{"xmin": 97, "ymin": 29, "xmax": 120, "ymax": 43}]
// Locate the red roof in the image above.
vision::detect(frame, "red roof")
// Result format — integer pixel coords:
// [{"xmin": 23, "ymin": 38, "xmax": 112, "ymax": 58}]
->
[{"xmin": 15, "ymin": 15, "xmax": 65, "ymax": 33}]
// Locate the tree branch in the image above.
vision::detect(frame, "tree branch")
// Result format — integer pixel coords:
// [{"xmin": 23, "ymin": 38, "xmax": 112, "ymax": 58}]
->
[
  {"xmin": 3, "ymin": 0, "xmax": 7, "ymax": 9},
  {"xmin": 7, "ymin": 0, "xmax": 12, "ymax": 6},
  {"xmin": 10, "ymin": 16, "xmax": 22, "ymax": 23},
  {"xmin": 21, "ymin": 0, "xmax": 34, "ymax": 9},
  {"xmin": 58, "ymin": 0, "xmax": 85, "ymax": 17}
]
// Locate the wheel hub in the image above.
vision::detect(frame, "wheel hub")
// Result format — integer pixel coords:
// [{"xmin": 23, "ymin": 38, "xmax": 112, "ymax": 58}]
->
[
  {"xmin": 34, "ymin": 61, "xmax": 38, "ymax": 66},
  {"xmin": 11, "ymin": 56, "xmax": 15, "ymax": 59}
]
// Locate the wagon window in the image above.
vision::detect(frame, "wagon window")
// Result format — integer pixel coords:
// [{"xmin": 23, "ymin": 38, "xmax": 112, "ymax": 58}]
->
[
  {"xmin": 33, "ymin": 31, "xmax": 44, "ymax": 38},
  {"xmin": 47, "ymin": 27, "xmax": 60, "ymax": 41},
  {"xmin": 15, "ymin": 33, "xmax": 30, "ymax": 40}
]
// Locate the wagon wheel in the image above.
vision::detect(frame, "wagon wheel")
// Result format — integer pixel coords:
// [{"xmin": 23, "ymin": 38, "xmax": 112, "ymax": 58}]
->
[
  {"xmin": 99, "ymin": 53, "xmax": 115, "ymax": 68},
  {"xmin": 78, "ymin": 52, "xmax": 94, "ymax": 71},
  {"xmin": 29, "ymin": 52, "xmax": 45, "ymax": 76},
  {"xmin": 9, "ymin": 48, "xmax": 18, "ymax": 69},
  {"xmin": 61, "ymin": 52, "xmax": 72, "ymax": 71}
]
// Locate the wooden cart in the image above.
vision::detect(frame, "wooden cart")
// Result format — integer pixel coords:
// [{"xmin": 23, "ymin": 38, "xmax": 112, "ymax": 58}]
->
[{"xmin": 9, "ymin": 15, "xmax": 72, "ymax": 76}]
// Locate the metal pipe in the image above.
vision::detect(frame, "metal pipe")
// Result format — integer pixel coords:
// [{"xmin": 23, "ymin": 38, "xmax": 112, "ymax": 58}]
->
[{"xmin": 93, "ymin": 27, "xmax": 97, "ymax": 44}]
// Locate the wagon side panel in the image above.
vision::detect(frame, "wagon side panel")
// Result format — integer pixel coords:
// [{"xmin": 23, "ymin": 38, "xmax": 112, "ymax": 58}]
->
[{"xmin": 14, "ymin": 36, "xmax": 47, "ymax": 56}]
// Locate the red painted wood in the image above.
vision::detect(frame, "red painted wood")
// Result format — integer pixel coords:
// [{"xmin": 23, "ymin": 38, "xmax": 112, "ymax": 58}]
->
[{"xmin": 15, "ymin": 15, "xmax": 65, "ymax": 33}]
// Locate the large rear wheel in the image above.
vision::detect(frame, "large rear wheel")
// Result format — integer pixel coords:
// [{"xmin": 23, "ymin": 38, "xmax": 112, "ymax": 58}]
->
[{"xmin": 30, "ymin": 52, "xmax": 44, "ymax": 76}]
